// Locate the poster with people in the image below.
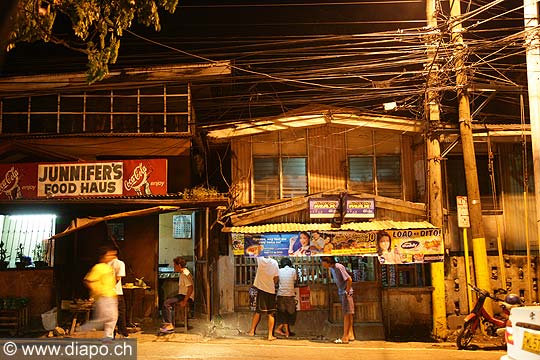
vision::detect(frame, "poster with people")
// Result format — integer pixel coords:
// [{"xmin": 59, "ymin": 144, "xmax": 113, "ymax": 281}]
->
[
  {"xmin": 375, "ymin": 229, "xmax": 443, "ymax": 264},
  {"xmin": 232, "ymin": 228, "xmax": 443, "ymax": 263}
]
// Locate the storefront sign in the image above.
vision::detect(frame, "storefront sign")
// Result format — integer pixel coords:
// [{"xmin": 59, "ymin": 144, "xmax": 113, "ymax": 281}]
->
[
  {"xmin": 232, "ymin": 228, "xmax": 443, "ymax": 264},
  {"xmin": 0, "ymin": 159, "xmax": 167, "ymax": 199},
  {"xmin": 309, "ymin": 197, "xmax": 341, "ymax": 218},
  {"xmin": 344, "ymin": 197, "xmax": 375, "ymax": 218}
]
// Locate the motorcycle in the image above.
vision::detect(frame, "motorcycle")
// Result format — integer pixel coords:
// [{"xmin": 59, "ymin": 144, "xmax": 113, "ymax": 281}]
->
[{"xmin": 456, "ymin": 283, "xmax": 523, "ymax": 350}]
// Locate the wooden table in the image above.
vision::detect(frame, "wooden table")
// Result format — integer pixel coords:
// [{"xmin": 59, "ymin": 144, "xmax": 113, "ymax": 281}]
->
[
  {"xmin": 67, "ymin": 304, "xmax": 92, "ymax": 335},
  {"xmin": 122, "ymin": 285, "xmax": 150, "ymax": 327}
]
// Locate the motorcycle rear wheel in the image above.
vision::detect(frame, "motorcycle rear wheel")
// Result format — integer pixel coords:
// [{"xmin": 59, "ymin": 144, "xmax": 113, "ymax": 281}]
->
[{"xmin": 456, "ymin": 320, "xmax": 476, "ymax": 350}]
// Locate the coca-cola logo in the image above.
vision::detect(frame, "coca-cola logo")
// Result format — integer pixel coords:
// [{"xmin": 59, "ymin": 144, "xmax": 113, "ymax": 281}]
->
[
  {"xmin": 0, "ymin": 167, "xmax": 19, "ymax": 193},
  {"xmin": 124, "ymin": 163, "xmax": 148, "ymax": 191}
]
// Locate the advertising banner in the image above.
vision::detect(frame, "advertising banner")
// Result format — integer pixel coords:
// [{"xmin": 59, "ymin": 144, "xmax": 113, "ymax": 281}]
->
[
  {"xmin": 376, "ymin": 228, "xmax": 443, "ymax": 264},
  {"xmin": 309, "ymin": 197, "xmax": 340, "ymax": 218},
  {"xmin": 344, "ymin": 196, "xmax": 375, "ymax": 219},
  {"xmin": 232, "ymin": 228, "xmax": 443, "ymax": 264},
  {"xmin": 0, "ymin": 159, "xmax": 167, "ymax": 199}
]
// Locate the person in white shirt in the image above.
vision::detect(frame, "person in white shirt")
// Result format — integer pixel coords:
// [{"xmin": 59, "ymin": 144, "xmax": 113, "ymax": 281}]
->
[
  {"xmin": 247, "ymin": 256, "xmax": 279, "ymax": 340},
  {"xmin": 275, "ymin": 257, "xmax": 298, "ymax": 337},
  {"xmin": 108, "ymin": 252, "xmax": 129, "ymax": 337},
  {"xmin": 160, "ymin": 256, "xmax": 194, "ymax": 332}
]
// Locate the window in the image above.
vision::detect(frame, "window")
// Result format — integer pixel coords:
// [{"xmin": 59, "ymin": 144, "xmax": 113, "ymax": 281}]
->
[
  {"xmin": 252, "ymin": 129, "xmax": 308, "ymax": 202},
  {"xmin": 445, "ymin": 155, "xmax": 501, "ymax": 211},
  {"xmin": 253, "ymin": 157, "xmax": 307, "ymax": 202},
  {"xmin": 348, "ymin": 155, "xmax": 402, "ymax": 198},
  {"xmin": 0, "ymin": 84, "xmax": 190, "ymax": 135},
  {"xmin": 381, "ymin": 264, "xmax": 431, "ymax": 287},
  {"xmin": 0, "ymin": 215, "xmax": 56, "ymax": 269}
]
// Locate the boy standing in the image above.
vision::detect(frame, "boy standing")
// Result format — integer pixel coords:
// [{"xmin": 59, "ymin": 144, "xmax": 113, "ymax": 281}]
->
[{"xmin": 321, "ymin": 256, "xmax": 355, "ymax": 344}]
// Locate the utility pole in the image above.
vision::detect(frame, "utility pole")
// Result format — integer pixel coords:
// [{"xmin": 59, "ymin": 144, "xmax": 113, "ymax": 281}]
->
[
  {"xmin": 450, "ymin": 0, "xmax": 492, "ymax": 313},
  {"xmin": 524, "ymin": 0, "xmax": 540, "ymax": 289},
  {"xmin": 425, "ymin": 0, "xmax": 447, "ymax": 340}
]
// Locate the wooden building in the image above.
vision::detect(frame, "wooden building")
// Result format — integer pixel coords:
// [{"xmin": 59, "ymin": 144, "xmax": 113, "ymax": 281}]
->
[
  {"xmin": 206, "ymin": 105, "xmax": 536, "ymax": 339},
  {"xmin": 0, "ymin": 62, "xmax": 231, "ymax": 331}
]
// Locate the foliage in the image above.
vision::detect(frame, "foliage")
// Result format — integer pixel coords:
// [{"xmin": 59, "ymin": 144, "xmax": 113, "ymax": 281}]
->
[
  {"xmin": 181, "ymin": 186, "xmax": 220, "ymax": 200},
  {"xmin": 7, "ymin": 0, "xmax": 180, "ymax": 83},
  {"xmin": 15, "ymin": 243, "xmax": 26, "ymax": 261},
  {"xmin": 0, "ymin": 241, "xmax": 9, "ymax": 262},
  {"xmin": 32, "ymin": 243, "xmax": 45, "ymax": 261}
]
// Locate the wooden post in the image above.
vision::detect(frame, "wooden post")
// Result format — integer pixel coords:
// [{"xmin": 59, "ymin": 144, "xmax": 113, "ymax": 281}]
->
[
  {"xmin": 450, "ymin": 0, "xmax": 492, "ymax": 314},
  {"xmin": 524, "ymin": 0, "xmax": 540, "ymax": 302},
  {"xmin": 425, "ymin": 0, "xmax": 447, "ymax": 339}
]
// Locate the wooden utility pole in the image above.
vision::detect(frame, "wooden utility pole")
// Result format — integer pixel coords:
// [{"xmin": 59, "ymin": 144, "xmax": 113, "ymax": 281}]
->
[
  {"xmin": 425, "ymin": 0, "xmax": 447, "ymax": 340},
  {"xmin": 450, "ymin": 0, "xmax": 492, "ymax": 313},
  {"xmin": 524, "ymin": 0, "xmax": 540, "ymax": 295}
]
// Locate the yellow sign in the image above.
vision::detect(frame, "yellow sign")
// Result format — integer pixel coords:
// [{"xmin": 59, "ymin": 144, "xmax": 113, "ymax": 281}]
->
[{"xmin": 523, "ymin": 331, "xmax": 540, "ymax": 354}]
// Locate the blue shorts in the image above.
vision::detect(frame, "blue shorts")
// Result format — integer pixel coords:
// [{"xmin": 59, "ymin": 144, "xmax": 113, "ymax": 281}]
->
[{"xmin": 339, "ymin": 293, "xmax": 355, "ymax": 315}]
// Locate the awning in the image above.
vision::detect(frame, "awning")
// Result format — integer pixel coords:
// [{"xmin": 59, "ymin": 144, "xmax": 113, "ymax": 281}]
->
[
  {"xmin": 50, "ymin": 205, "xmax": 180, "ymax": 239},
  {"xmin": 223, "ymin": 220, "xmax": 436, "ymax": 233}
]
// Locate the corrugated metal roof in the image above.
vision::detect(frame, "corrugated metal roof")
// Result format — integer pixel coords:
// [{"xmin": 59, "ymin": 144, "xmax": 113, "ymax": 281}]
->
[{"xmin": 224, "ymin": 220, "xmax": 436, "ymax": 233}]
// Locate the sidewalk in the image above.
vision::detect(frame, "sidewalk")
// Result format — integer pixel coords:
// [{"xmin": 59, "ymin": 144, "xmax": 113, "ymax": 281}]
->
[
  {"xmin": 47, "ymin": 316, "xmax": 505, "ymax": 352},
  {"xmin": 115, "ymin": 318, "xmax": 502, "ymax": 351}
]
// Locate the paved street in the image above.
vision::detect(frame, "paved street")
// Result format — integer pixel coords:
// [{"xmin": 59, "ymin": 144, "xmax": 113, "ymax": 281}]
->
[{"xmin": 134, "ymin": 333, "xmax": 505, "ymax": 360}]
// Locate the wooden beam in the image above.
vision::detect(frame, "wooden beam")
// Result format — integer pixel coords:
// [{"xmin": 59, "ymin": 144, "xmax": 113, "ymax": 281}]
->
[{"xmin": 230, "ymin": 197, "xmax": 309, "ymax": 226}]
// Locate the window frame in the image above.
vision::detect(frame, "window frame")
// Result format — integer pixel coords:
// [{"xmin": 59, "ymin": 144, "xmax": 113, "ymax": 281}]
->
[
  {"xmin": 348, "ymin": 154, "xmax": 403, "ymax": 199},
  {"xmin": 0, "ymin": 214, "xmax": 56, "ymax": 269},
  {"xmin": 0, "ymin": 84, "xmax": 190, "ymax": 135},
  {"xmin": 253, "ymin": 156, "xmax": 308, "ymax": 202}
]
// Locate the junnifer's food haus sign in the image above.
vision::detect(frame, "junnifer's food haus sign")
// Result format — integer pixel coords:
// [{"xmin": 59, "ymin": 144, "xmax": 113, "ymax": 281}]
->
[{"xmin": 0, "ymin": 159, "xmax": 167, "ymax": 199}]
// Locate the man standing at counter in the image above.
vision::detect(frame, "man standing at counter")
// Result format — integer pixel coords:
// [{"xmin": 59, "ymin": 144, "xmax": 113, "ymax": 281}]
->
[
  {"xmin": 160, "ymin": 256, "xmax": 194, "ymax": 333},
  {"xmin": 108, "ymin": 250, "xmax": 129, "ymax": 337}
]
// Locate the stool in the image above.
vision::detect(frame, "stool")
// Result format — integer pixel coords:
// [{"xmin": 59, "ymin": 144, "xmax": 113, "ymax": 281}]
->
[{"xmin": 173, "ymin": 304, "xmax": 188, "ymax": 333}]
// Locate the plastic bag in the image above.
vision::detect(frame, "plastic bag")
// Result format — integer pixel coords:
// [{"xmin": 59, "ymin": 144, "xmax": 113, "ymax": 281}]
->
[{"xmin": 41, "ymin": 307, "xmax": 57, "ymax": 331}]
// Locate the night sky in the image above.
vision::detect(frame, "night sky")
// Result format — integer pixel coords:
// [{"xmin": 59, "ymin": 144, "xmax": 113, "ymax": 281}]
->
[{"xmin": 0, "ymin": 0, "xmax": 527, "ymax": 126}]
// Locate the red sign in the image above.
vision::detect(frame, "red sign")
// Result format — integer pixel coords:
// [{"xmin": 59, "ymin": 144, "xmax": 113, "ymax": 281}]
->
[{"xmin": 0, "ymin": 159, "xmax": 167, "ymax": 199}]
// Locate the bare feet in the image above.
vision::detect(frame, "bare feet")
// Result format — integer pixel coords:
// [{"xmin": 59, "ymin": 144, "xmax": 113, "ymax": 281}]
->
[
  {"xmin": 275, "ymin": 329, "xmax": 287, "ymax": 337},
  {"xmin": 247, "ymin": 331, "xmax": 255, "ymax": 336},
  {"xmin": 268, "ymin": 336, "xmax": 277, "ymax": 341}
]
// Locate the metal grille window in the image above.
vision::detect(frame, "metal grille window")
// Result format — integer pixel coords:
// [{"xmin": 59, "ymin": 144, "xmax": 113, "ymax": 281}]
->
[
  {"xmin": 348, "ymin": 155, "xmax": 402, "ymax": 198},
  {"xmin": 253, "ymin": 157, "xmax": 307, "ymax": 202},
  {"xmin": 234, "ymin": 256, "xmax": 326, "ymax": 286},
  {"xmin": 0, "ymin": 214, "xmax": 55, "ymax": 269},
  {"xmin": 1, "ymin": 84, "xmax": 189, "ymax": 135}
]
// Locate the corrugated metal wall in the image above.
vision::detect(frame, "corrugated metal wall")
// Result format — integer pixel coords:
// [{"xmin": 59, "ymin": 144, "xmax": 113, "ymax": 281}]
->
[
  {"xmin": 308, "ymin": 126, "xmax": 347, "ymax": 193},
  {"xmin": 231, "ymin": 139, "xmax": 252, "ymax": 205},
  {"xmin": 499, "ymin": 143, "xmax": 538, "ymax": 250}
]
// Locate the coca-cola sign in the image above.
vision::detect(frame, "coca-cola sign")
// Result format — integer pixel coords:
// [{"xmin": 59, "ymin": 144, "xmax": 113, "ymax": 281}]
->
[
  {"xmin": 0, "ymin": 159, "xmax": 167, "ymax": 199},
  {"xmin": 0, "ymin": 167, "xmax": 22, "ymax": 199},
  {"xmin": 124, "ymin": 163, "xmax": 152, "ymax": 195}
]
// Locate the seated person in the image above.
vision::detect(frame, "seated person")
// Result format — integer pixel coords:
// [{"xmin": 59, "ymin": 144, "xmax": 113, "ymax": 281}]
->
[{"xmin": 160, "ymin": 256, "xmax": 194, "ymax": 332}]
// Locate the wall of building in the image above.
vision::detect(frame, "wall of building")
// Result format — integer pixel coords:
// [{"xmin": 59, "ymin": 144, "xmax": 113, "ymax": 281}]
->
[
  {"xmin": 0, "ymin": 269, "xmax": 55, "ymax": 323},
  {"xmin": 381, "ymin": 287, "xmax": 433, "ymax": 339},
  {"xmin": 230, "ymin": 125, "xmax": 417, "ymax": 205},
  {"xmin": 446, "ymin": 254, "xmax": 539, "ymax": 318}
]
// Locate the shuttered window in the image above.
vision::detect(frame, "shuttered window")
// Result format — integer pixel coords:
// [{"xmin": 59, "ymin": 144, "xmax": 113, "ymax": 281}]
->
[
  {"xmin": 349, "ymin": 157, "xmax": 374, "ymax": 193},
  {"xmin": 0, "ymin": 214, "xmax": 55, "ymax": 269},
  {"xmin": 349, "ymin": 155, "xmax": 402, "ymax": 199},
  {"xmin": 376, "ymin": 156, "xmax": 402, "ymax": 198},
  {"xmin": 254, "ymin": 158, "xmax": 279, "ymax": 202},
  {"xmin": 254, "ymin": 157, "xmax": 307, "ymax": 202},
  {"xmin": 282, "ymin": 157, "xmax": 307, "ymax": 198}
]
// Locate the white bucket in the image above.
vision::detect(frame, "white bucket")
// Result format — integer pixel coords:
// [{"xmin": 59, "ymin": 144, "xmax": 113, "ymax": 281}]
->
[{"xmin": 41, "ymin": 307, "xmax": 57, "ymax": 331}]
